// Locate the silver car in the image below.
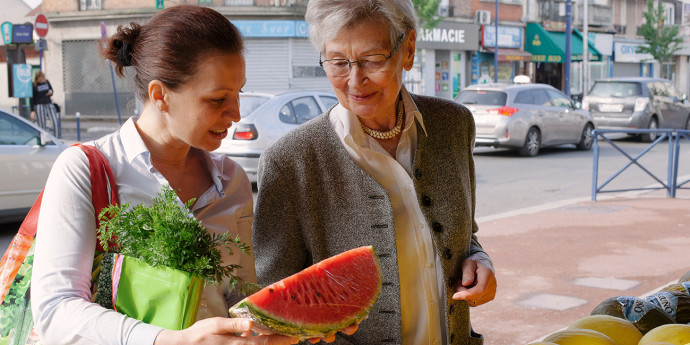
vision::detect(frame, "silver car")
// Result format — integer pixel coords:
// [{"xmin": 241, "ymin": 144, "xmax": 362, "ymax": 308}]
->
[
  {"xmin": 0, "ymin": 108, "xmax": 67, "ymax": 222},
  {"xmin": 455, "ymin": 83, "xmax": 596, "ymax": 156},
  {"xmin": 215, "ymin": 91, "xmax": 339, "ymax": 183},
  {"xmin": 582, "ymin": 77, "xmax": 690, "ymax": 142}
]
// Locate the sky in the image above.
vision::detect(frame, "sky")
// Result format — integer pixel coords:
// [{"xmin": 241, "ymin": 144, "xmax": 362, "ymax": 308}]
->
[{"xmin": 23, "ymin": 0, "xmax": 40, "ymax": 9}]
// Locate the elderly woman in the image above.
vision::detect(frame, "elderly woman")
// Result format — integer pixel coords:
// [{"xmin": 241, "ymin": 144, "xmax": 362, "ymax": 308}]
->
[{"xmin": 253, "ymin": 0, "xmax": 497, "ymax": 344}]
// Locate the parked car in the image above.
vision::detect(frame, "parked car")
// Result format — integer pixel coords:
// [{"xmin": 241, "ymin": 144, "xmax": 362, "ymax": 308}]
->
[
  {"xmin": 214, "ymin": 90, "xmax": 339, "ymax": 183},
  {"xmin": 455, "ymin": 83, "xmax": 596, "ymax": 156},
  {"xmin": 0, "ymin": 108, "xmax": 67, "ymax": 222},
  {"xmin": 582, "ymin": 77, "xmax": 690, "ymax": 142}
]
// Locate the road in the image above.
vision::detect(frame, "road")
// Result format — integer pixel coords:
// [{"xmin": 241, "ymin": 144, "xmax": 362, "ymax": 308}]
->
[{"xmin": 2, "ymin": 136, "xmax": 689, "ymax": 256}]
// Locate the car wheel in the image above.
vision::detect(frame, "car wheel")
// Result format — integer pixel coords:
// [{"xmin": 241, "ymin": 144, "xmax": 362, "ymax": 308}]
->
[
  {"xmin": 577, "ymin": 123, "xmax": 594, "ymax": 150},
  {"xmin": 518, "ymin": 127, "xmax": 540, "ymax": 157},
  {"xmin": 640, "ymin": 117, "xmax": 658, "ymax": 142}
]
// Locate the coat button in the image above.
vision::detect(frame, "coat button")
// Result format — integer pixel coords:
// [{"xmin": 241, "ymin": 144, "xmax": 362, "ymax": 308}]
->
[
  {"xmin": 449, "ymin": 303, "xmax": 455, "ymax": 315},
  {"xmin": 415, "ymin": 168, "xmax": 422, "ymax": 180},
  {"xmin": 421, "ymin": 195, "xmax": 431, "ymax": 206},
  {"xmin": 448, "ymin": 277, "xmax": 455, "ymax": 288},
  {"xmin": 443, "ymin": 248, "xmax": 452, "ymax": 260},
  {"xmin": 450, "ymin": 333, "xmax": 455, "ymax": 343},
  {"xmin": 432, "ymin": 221, "xmax": 443, "ymax": 233}
]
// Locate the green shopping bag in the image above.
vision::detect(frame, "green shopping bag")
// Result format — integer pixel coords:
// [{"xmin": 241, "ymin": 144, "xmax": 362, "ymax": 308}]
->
[{"xmin": 98, "ymin": 253, "xmax": 204, "ymax": 330}]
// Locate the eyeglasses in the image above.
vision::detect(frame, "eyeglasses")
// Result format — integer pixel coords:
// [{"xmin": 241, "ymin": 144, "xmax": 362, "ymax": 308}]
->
[{"xmin": 319, "ymin": 34, "xmax": 406, "ymax": 77}]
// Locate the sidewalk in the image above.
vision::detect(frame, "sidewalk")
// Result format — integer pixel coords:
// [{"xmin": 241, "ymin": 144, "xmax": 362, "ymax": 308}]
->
[{"xmin": 471, "ymin": 190, "xmax": 690, "ymax": 344}]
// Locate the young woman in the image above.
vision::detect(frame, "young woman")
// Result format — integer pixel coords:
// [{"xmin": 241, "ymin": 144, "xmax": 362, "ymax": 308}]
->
[{"xmin": 31, "ymin": 6, "xmax": 298, "ymax": 345}]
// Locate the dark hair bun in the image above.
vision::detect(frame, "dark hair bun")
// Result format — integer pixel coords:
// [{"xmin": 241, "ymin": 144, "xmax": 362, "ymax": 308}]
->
[{"xmin": 114, "ymin": 39, "xmax": 134, "ymax": 67}]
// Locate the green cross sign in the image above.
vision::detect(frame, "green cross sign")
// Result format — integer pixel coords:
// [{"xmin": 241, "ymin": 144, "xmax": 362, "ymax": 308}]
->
[{"xmin": 156, "ymin": 0, "xmax": 164, "ymax": 9}]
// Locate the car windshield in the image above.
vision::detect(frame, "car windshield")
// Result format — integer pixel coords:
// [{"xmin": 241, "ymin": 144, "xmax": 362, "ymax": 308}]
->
[
  {"xmin": 239, "ymin": 95, "xmax": 270, "ymax": 115},
  {"xmin": 455, "ymin": 90, "xmax": 507, "ymax": 106},
  {"xmin": 589, "ymin": 82, "xmax": 642, "ymax": 98}
]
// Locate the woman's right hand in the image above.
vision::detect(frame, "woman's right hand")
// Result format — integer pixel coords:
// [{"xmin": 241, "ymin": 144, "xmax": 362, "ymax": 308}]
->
[
  {"xmin": 154, "ymin": 318, "xmax": 299, "ymax": 345},
  {"xmin": 30, "ymin": 111, "xmax": 35, "ymax": 120}
]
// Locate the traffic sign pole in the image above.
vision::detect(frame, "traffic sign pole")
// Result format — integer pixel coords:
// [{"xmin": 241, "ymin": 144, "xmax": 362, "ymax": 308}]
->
[{"xmin": 101, "ymin": 22, "xmax": 122, "ymax": 125}]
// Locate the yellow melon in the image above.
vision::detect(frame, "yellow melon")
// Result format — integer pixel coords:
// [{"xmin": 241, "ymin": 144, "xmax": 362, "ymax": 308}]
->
[
  {"xmin": 526, "ymin": 343, "xmax": 559, "ymax": 345},
  {"xmin": 543, "ymin": 329, "xmax": 616, "ymax": 345},
  {"xmin": 638, "ymin": 324, "xmax": 690, "ymax": 345},
  {"xmin": 566, "ymin": 315, "xmax": 642, "ymax": 345}
]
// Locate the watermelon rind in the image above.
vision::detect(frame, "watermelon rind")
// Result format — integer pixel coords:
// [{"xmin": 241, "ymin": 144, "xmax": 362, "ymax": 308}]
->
[
  {"xmin": 229, "ymin": 246, "xmax": 382, "ymax": 340},
  {"xmin": 229, "ymin": 298, "xmax": 373, "ymax": 339}
]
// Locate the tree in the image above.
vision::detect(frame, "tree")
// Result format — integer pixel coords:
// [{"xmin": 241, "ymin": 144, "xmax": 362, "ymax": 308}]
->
[
  {"xmin": 637, "ymin": 0, "xmax": 683, "ymax": 79},
  {"xmin": 412, "ymin": 0, "xmax": 442, "ymax": 29}
]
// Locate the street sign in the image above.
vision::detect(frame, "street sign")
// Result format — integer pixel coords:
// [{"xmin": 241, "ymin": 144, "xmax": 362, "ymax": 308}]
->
[
  {"xmin": 1, "ymin": 22, "xmax": 11, "ymax": 45},
  {"xmin": 12, "ymin": 23, "xmax": 33, "ymax": 44},
  {"xmin": 100, "ymin": 22, "xmax": 107, "ymax": 41},
  {"xmin": 34, "ymin": 13, "xmax": 49, "ymax": 38}
]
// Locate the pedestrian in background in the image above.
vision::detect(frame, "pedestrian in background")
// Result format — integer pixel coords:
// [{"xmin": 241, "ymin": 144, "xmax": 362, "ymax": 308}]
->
[
  {"xmin": 30, "ymin": 70, "xmax": 58, "ymax": 134},
  {"xmin": 252, "ymin": 0, "xmax": 497, "ymax": 344}
]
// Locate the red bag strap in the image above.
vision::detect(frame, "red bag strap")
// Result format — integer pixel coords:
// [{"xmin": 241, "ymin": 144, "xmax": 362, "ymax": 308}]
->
[{"xmin": 16, "ymin": 143, "xmax": 119, "ymax": 238}]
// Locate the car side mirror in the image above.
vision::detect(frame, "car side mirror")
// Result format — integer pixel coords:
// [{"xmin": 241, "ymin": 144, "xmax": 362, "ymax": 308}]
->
[
  {"xmin": 40, "ymin": 132, "xmax": 54, "ymax": 146},
  {"xmin": 683, "ymin": 94, "xmax": 688, "ymax": 101},
  {"xmin": 574, "ymin": 101, "xmax": 582, "ymax": 109}
]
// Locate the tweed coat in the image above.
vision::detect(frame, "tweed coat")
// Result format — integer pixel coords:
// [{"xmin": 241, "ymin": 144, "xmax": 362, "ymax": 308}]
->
[{"xmin": 253, "ymin": 93, "xmax": 487, "ymax": 345}]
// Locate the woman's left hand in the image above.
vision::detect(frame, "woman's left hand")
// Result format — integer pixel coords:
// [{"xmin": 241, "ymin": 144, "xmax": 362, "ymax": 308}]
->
[{"xmin": 451, "ymin": 256, "xmax": 497, "ymax": 307}]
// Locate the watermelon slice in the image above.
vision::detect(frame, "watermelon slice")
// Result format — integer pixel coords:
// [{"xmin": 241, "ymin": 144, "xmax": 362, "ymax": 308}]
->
[{"xmin": 229, "ymin": 246, "xmax": 382, "ymax": 339}]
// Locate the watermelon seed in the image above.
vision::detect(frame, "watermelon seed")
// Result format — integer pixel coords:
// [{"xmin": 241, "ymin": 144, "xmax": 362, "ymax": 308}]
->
[
  {"xmin": 316, "ymin": 291, "xmax": 322, "ymax": 297},
  {"xmin": 291, "ymin": 295, "xmax": 296, "ymax": 299},
  {"xmin": 269, "ymin": 288, "xmax": 274, "ymax": 293}
]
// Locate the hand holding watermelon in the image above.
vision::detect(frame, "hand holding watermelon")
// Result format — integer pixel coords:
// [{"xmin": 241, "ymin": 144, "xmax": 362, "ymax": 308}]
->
[
  {"xmin": 229, "ymin": 246, "xmax": 382, "ymax": 341},
  {"xmin": 153, "ymin": 317, "xmax": 300, "ymax": 345}
]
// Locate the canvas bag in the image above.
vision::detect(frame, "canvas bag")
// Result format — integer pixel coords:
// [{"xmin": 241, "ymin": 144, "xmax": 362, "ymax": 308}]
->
[
  {"xmin": 95, "ymin": 253, "xmax": 204, "ymax": 330},
  {"xmin": 0, "ymin": 144, "xmax": 119, "ymax": 345}
]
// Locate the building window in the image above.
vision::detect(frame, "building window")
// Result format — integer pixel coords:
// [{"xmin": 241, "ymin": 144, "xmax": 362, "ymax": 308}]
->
[
  {"xmin": 79, "ymin": 0, "xmax": 101, "ymax": 10},
  {"xmin": 225, "ymin": 0, "xmax": 254, "ymax": 5},
  {"xmin": 662, "ymin": 2, "xmax": 675, "ymax": 25}
]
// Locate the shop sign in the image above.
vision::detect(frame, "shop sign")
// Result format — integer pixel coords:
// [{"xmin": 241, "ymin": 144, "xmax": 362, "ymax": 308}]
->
[
  {"xmin": 231, "ymin": 20, "xmax": 309, "ymax": 38},
  {"xmin": 482, "ymin": 26, "xmax": 522, "ymax": 49},
  {"xmin": 416, "ymin": 22, "xmax": 479, "ymax": 51},
  {"xmin": 613, "ymin": 42, "xmax": 654, "ymax": 63},
  {"xmin": 1, "ymin": 22, "xmax": 12, "ymax": 45}
]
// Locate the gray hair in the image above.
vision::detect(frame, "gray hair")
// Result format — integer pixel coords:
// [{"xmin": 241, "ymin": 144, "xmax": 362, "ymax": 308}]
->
[{"xmin": 305, "ymin": 0, "xmax": 418, "ymax": 53}]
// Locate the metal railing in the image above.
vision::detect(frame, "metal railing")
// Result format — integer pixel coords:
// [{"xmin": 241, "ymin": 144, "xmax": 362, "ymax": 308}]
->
[{"xmin": 591, "ymin": 129, "xmax": 689, "ymax": 201}]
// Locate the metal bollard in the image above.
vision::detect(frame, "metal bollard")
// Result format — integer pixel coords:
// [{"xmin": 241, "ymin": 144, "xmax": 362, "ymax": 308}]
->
[{"xmin": 76, "ymin": 112, "xmax": 81, "ymax": 142}]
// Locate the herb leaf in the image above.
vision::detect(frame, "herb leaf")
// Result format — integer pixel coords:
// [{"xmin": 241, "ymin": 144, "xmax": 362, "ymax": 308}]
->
[{"xmin": 97, "ymin": 185, "xmax": 258, "ymax": 294}]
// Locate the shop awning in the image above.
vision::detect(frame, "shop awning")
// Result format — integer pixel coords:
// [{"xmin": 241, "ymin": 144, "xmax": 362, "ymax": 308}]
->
[
  {"xmin": 484, "ymin": 47, "xmax": 532, "ymax": 62},
  {"xmin": 525, "ymin": 23, "xmax": 602, "ymax": 63}
]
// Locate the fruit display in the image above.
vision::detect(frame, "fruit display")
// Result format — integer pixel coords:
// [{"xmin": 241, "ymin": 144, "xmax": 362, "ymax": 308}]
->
[
  {"xmin": 229, "ymin": 246, "xmax": 382, "ymax": 340},
  {"xmin": 532, "ymin": 271, "xmax": 690, "ymax": 345},
  {"xmin": 566, "ymin": 315, "xmax": 643, "ymax": 345},
  {"xmin": 542, "ymin": 329, "xmax": 616, "ymax": 345},
  {"xmin": 591, "ymin": 296, "xmax": 675, "ymax": 334},
  {"xmin": 638, "ymin": 324, "xmax": 690, "ymax": 344}
]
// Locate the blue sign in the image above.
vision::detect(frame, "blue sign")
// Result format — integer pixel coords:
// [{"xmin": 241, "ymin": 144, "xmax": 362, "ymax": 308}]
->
[
  {"xmin": 482, "ymin": 26, "xmax": 522, "ymax": 48},
  {"xmin": 231, "ymin": 20, "xmax": 309, "ymax": 38},
  {"xmin": 12, "ymin": 23, "xmax": 33, "ymax": 44},
  {"xmin": 12, "ymin": 64, "xmax": 33, "ymax": 98}
]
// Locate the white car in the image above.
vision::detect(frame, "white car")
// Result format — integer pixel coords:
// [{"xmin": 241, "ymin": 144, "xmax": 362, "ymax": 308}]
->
[
  {"xmin": 215, "ymin": 91, "xmax": 339, "ymax": 183},
  {"xmin": 0, "ymin": 108, "xmax": 67, "ymax": 222}
]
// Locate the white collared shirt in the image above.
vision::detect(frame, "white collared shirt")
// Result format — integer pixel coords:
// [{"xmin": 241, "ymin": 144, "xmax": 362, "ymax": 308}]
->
[
  {"xmin": 32, "ymin": 117, "xmax": 256, "ymax": 345},
  {"xmin": 329, "ymin": 87, "xmax": 444, "ymax": 345}
]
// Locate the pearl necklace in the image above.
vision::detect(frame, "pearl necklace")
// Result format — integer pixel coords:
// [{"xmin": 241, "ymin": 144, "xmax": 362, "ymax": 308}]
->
[{"xmin": 360, "ymin": 101, "xmax": 404, "ymax": 140}]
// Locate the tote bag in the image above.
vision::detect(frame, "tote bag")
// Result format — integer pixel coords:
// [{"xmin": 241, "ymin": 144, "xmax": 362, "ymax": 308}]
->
[{"xmin": 0, "ymin": 144, "xmax": 118, "ymax": 345}]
